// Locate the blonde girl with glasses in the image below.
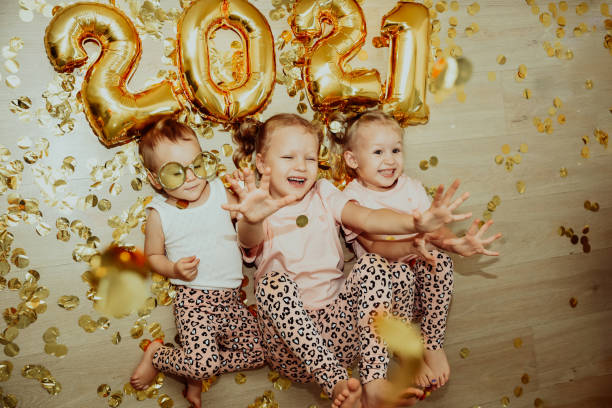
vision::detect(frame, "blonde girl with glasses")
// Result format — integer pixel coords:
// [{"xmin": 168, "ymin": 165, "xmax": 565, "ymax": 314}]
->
[{"xmin": 129, "ymin": 119, "xmax": 265, "ymax": 408}]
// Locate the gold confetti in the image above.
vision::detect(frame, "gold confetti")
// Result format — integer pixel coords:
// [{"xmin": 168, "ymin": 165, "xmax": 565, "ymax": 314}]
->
[
  {"xmin": 158, "ymin": 394, "xmax": 174, "ymax": 408},
  {"xmin": 585, "ymin": 79, "xmax": 593, "ymax": 89},
  {"xmin": 523, "ymin": 88, "xmax": 532, "ymax": 99},
  {"xmin": 501, "ymin": 144, "xmax": 511, "ymax": 155},
  {"xmin": 98, "ymin": 384, "xmax": 111, "ymax": 398},
  {"xmin": 513, "ymin": 337, "xmax": 523, "ymax": 348},
  {"xmin": 557, "ymin": 114, "xmax": 566, "ymax": 124},
  {"xmin": 98, "ymin": 199, "xmax": 111, "ymax": 212},
  {"xmin": 488, "ymin": 72, "xmax": 496, "ymax": 81},
  {"xmin": 501, "ymin": 396, "xmax": 510, "ymax": 407},
  {"xmin": 467, "ymin": 2, "xmax": 480, "ymax": 15},
  {"xmin": 521, "ymin": 373, "xmax": 530, "ymax": 384},
  {"xmin": 602, "ymin": 3, "xmax": 610, "ymax": 16},
  {"xmin": 235, "ymin": 372, "xmax": 247, "ymax": 384},
  {"xmin": 297, "ymin": 103, "xmax": 307, "ymax": 114},
  {"xmin": 419, "ymin": 160, "xmax": 429, "ymax": 170},
  {"xmin": 519, "ymin": 143, "xmax": 528, "ymax": 153},
  {"xmin": 514, "ymin": 386, "xmax": 523, "ymax": 397},
  {"xmin": 534, "ymin": 398, "xmax": 544, "ymax": 407},
  {"xmin": 569, "ymin": 297, "xmax": 578, "ymax": 308},
  {"xmin": 274, "ymin": 377, "xmax": 292, "ymax": 391},
  {"xmin": 494, "ymin": 155, "xmax": 504, "ymax": 165},
  {"xmin": 436, "ymin": 1, "xmax": 448, "ymax": 13},
  {"xmin": 576, "ymin": 2, "xmax": 588, "ymax": 15},
  {"xmin": 112, "ymin": 332, "xmax": 121, "ymax": 345},
  {"xmin": 516, "ymin": 181, "xmax": 526, "ymax": 194},
  {"xmin": 581, "ymin": 146, "xmax": 589, "ymax": 158},
  {"xmin": 560, "ymin": 167, "xmax": 568, "ymax": 177},
  {"xmin": 460, "ymin": 347, "xmax": 470, "ymax": 358},
  {"xmin": 540, "ymin": 12, "xmax": 552, "ymax": 27},
  {"xmin": 0, "ymin": 360, "xmax": 13, "ymax": 382},
  {"xmin": 429, "ymin": 156, "xmax": 439, "ymax": 166},
  {"xmin": 497, "ymin": 55, "xmax": 507, "ymax": 65},
  {"xmin": 457, "ymin": 90, "xmax": 466, "ymax": 102},
  {"xmin": 296, "ymin": 215, "xmax": 309, "ymax": 228}
]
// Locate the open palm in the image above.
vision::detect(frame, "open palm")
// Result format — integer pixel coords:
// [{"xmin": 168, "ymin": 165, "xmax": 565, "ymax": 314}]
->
[{"xmin": 222, "ymin": 167, "xmax": 296, "ymax": 224}]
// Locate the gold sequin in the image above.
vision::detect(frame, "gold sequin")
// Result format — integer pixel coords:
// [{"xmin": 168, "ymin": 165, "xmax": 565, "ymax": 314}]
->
[{"xmin": 296, "ymin": 215, "xmax": 308, "ymax": 228}]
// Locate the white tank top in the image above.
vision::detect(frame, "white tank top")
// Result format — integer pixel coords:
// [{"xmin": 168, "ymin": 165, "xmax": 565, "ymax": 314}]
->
[{"xmin": 146, "ymin": 178, "xmax": 243, "ymax": 289}]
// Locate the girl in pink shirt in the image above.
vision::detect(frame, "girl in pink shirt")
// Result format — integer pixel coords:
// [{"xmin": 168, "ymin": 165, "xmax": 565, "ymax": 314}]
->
[
  {"xmin": 222, "ymin": 113, "xmax": 472, "ymax": 408},
  {"xmin": 331, "ymin": 110, "xmax": 502, "ymax": 392}
]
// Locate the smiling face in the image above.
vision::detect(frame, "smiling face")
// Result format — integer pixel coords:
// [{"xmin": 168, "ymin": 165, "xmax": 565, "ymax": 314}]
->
[
  {"xmin": 256, "ymin": 124, "xmax": 320, "ymax": 201},
  {"xmin": 343, "ymin": 121, "xmax": 404, "ymax": 191},
  {"xmin": 146, "ymin": 136, "xmax": 208, "ymax": 203}
]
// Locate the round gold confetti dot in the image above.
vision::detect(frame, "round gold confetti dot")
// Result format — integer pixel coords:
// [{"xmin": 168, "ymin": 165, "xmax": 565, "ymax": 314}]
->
[
  {"xmin": 582, "ymin": 225, "xmax": 590, "ymax": 234},
  {"xmin": 449, "ymin": 16, "xmax": 458, "ymax": 26},
  {"xmin": 158, "ymin": 394, "xmax": 174, "ymax": 408},
  {"xmin": 569, "ymin": 297, "xmax": 578, "ymax": 308},
  {"xmin": 560, "ymin": 167, "xmax": 568, "ymax": 177},
  {"xmin": 513, "ymin": 337, "xmax": 523, "ymax": 348},
  {"xmin": 516, "ymin": 181, "xmax": 526, "ymax": 194},
  {"xmin": 548, "ymin": 106, "xmax": 556, "ymax": 116},
  {"xmin": 97, "ymin": 384, "xmax": 111, "ymax": 398},
  {"xmin": 98, "ymin": 199, "xmax": 112, "ymax": 212},
  {"xmin": 521, "ymin": 373, "xmax": 530, "ymax": 384},
  {"xmin": 557, "ymin": 114, "xmax": 566, "ymax": 124},
  {"xmin": 296, "ymin": 215, "xmax": 308, "ymax": 228},
  {"xmin": 459, "ymin": 347, "xmax": 470, "ymax": 358},
  {"xmin": 581, "ymin": 146, "xmax": 590, "ymax": 158},
  {"xmin": 514, "ymin": 386, "xmax": 523, "ymax": 397},
  {"xmin": 585, "ymin": 79, "xmax": 593, "ymax": 89},
  {"xmin": 571, "ymin": 235, "xmax": 579, "ymax": 244},
  {"xmin": 534, "ymin": 398, "xmax": 544, "ymax": 407},
  {"xmin": 467, "ymin": 2, "xmax": 480, "ymax": 15},
  {"xmin": 496, "ymin": 55, "xmax": 507, "ymax": 65},
  {"xmin": 419, "ymin": 160, "xmax": 429, "ymax": 170},
  {"xmin": 429, "ymin": 156, "xmax": 439, "ymax": 166},
  {"xmin": 235, "ymin": 372, "xmax": 247, "ymax": 384},
  {"xmin": 576, "ymin": 2, "xmax": 588, "ymax": 15},
  {"xmin": 494, "ymin": 155, "xmax": 504, "ymax": 165},
  {"xmin": 540, "ymin": 12, "xmax": 552, "ymax": 26},
  {"xmin": 108, "ymin": 392, "xmax": 123, "ymax": 407},
  {"xmin": 4, "ymin": 343, "xmax": 19, "ymax": 357},
  {"xmin": 501, "ymin": 144, "xmax": 511, "ymax": 155},
  {"xmin": 584, "ymin": 200, "xmax": 592, "ymax": 210},
  {"xmin": 501, "ymin": 396, "xmax": 510, "ymax": 407},
  {"xmin": 488, "ymin": 72, "xmax": 496, "ymax": 81}
]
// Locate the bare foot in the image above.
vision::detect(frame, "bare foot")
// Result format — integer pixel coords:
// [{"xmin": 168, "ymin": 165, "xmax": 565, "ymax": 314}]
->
[
  {"xmin": 362, "ymin": 379, "xmax": 422, "ymax": 408},
  {"xmin": 331, "ymin": 378, "xmax": 362, "ymax": 408},
  {"xmin": 413, "ymin": 359, "xmax": 434, "ymax": 389},
  {"xmin": 423, "ymin": 348, "xmax": 450, "ymax": 389},
  {"xmin": 184, "ymin": 379, "xmax": 201, "ymax": 408},
  {"xmin": 130, "ymin": 341, "xmax": 162, "ymax": 390}
]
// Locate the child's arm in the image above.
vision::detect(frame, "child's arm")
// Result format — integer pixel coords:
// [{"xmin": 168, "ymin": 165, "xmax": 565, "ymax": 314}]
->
[
  {"xmin": 222, "ymin": 168, "xmax": 296, "ymax": 249},
  {"xmin": 356, "ymin": 234, "xmax": 437, "ymax": 262},
  {"xmin": 424, "ymin": 219, "xmax": 502, "ymax": 257},
  {"xmin": 341, "ymin": 179, "xmax": 471, "ymax": 235},
  {"xmin": 144, "ymin": 209, "xmax": 199, "ymax": 281}
]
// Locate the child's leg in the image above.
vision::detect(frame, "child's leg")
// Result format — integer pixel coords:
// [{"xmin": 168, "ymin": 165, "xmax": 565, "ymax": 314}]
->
[
  {"xmin": 412, "ymin": 250, "xmax": 454, "ymax": 387},
  {"xmin": 255, "ymin": 271, "xmax": 350, "ymax": 398},
  {"xmin": 151, "ymin": 287, "xmax": 223, "ymax": 381},
  {"xmin": 215, "ymin": 289, "xmax": 265, "ymax": 371}
]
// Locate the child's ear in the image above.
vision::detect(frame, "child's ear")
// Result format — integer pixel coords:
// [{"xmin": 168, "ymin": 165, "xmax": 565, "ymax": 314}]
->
[
  {"xmin": 255, "ymin": 153, "xmax": 265, "ymax": 174},
  {"xmin": 146, "ymin": 168, "xmax": 163, "ymax": 190},
  {"xmin": 343, "ymin": 150, "xmax": 358, "ymax": 170}
]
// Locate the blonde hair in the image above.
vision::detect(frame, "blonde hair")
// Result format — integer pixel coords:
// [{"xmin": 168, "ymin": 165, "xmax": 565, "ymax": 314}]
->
[
  {"xmin": 138, "ymin": 118, "xmax": 198, "ymax": 171},
  {"xmin": 328, "ymin": 110, "xmax": 403, "ymax": 177},
  {"xmin": 232, "ymin": 114, "xmax": 324, "ymax": 170}
]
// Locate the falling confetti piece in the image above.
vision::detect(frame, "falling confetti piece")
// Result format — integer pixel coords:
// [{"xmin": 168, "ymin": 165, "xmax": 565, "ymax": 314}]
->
[
  {"xmin": 516, "ymin": 181, "xmax": 526, "ymax": 194},
  {"xmin": 488, "ymin": 72, "xmax": 496, "ymax": 81},
  {"xmin": 521, "ymin": 373, "xmax": 530, "ymax": 384},
  {"xmin": 585, "ymin": 79, "xmax": 593, "ymax": 89},
  {"xmin": 513, "ymin": 337, "xmax": 523, "ymax": 348},
  {"xmin": 534, "ymin": 398, "xmax": 544, "ymax": 407},
  {"xmin": 235, "ymin": 373, "xmax": 247, "ymax": 384},
  {"xmin": 460, "ymin": 347, "xmax": 470, "ymax": 358},
  {"xmin": 569, "ymin": 297, "xmax": 578, "ymax": 307},
  {"xmin": 560, "ymin": 167, "xmax": 568, "ymax": 177},
  {"xmin": 496, "ymin": 55, "xmax": 507, "ymax": 65},
  {"xmin": 514, "ymin": 386, "xmax": 523, "ymax": 397},
  {"xmin": 501, "ymin": 396, "xmax": 510, "ymax": 406}
]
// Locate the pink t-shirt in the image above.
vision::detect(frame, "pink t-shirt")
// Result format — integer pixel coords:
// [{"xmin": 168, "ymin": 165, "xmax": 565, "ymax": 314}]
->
[
  {"xmin": 243, "ymin": 179, "xmax": 352, "ymax": 309},
  {"xmin": 342, "ymin": 175, "xmax": 432, "ymax": 261}
]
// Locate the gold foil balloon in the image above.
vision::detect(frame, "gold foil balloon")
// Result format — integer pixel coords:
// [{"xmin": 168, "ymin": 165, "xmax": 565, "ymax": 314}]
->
[
  {"xmin": 44, "ymin": 3, "xmax": 182, "ymax": 147},
  {"xmin": 291, "ymin": 0, "xmax": 382, "ymax": 112},
  {"xmin": 381, "ymin": 2, "xmax": 431, "ymax": 125},
  {"xmin": 90, "ymin": 246, "xmax": 149, "ymax": 318},
  {"xmin": 178, "ymin": 0, "xmax": 275, "ymax": 122}
]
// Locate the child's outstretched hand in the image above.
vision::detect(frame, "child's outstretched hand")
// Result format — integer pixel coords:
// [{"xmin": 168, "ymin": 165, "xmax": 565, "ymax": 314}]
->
[
  {"xmin": 221, "ymin": 167, "xmax": 297, "ymax": 224},
  {"xmin": 414, "ymin": 179, "xmax": 471, "ymax": 232},
  {"xmin": 173, "ymin": 256, "xmax": 199, "ymax": 281},
  {"xmin": 441, "ymin": 219, "xmax": 502, "ymax": 256}
]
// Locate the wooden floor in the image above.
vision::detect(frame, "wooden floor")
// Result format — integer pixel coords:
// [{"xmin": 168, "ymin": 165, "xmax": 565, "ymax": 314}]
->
[{"xmin": 1, "ymin": 0, "xmax": 611, "ymax": 407}]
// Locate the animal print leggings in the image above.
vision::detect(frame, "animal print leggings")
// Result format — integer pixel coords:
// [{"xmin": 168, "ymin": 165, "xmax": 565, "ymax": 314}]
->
[
  {"xmin": 256, "ymin": 251, "xmax": 453, "ymax": 397},
  {"xmin": 152, "ymin": 286, "xmax": 265, "ymax": 381}
]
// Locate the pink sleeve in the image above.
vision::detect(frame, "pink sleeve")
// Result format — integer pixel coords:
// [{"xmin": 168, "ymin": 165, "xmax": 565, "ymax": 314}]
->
[
  {"xmin": 413, "ymin": 180, "xmax": 432, "ymax": 213},
  {"xmin": 317, "ymin": 179, "xmax": 352, "ymax": 225}
]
